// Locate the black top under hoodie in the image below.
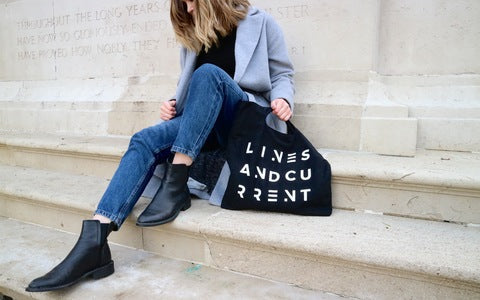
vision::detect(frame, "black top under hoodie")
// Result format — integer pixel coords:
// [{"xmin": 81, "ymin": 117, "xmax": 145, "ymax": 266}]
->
[{"xmin": 195, "ymin": 28, "xmax": 237, "ymax": 78}]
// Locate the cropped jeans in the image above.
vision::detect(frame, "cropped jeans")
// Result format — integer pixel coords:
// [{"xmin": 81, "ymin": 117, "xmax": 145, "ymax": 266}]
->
[{"xmin": 95, "ymin": 64, "xmax": 248, "ymax": 228}]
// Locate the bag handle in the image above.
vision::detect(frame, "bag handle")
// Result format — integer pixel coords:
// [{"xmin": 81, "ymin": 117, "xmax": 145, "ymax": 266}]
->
[
  {"xmin": 257, "ymin": 104, "xmax": 298, "ymax": 145},
  {"xmin": 232, "ymin": 101, "xmax": 299, "ymax": 147},
  {"xmin": 236, "ymin": 101, "xmax": 296, "ymax": 135}
]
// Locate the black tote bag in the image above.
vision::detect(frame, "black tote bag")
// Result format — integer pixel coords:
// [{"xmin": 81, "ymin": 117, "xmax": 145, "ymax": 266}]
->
[{"xmin": 221, "ymin": 101, "xmax": 332, "ymax": 216}]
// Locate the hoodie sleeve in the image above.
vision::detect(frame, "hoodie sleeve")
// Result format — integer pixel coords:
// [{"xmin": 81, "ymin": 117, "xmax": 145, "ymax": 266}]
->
[
  {"xmin": 171, "ymin": 47, "xmax": 188, "ymax": 100},
  {"xmin": 264, "ymin": 13, "xmax": 295, "ymax": 111}
]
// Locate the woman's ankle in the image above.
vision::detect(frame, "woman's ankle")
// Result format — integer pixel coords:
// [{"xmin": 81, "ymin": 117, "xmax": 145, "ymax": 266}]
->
[
  {"xmin": 172, "ymin": 152, "xmax": 193, "ymax": 166},
  {"xmin": 93, "ymin": 214, "xmax": 112, "ymax": 224}
]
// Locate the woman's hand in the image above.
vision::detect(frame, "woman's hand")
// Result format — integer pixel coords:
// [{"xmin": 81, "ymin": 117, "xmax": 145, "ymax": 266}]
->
[
  {"xmin": 160, "ymin": 100, "xmax": 177, "ymax": 121},
  {"xmin": 271, "ymin": 98, "xmax": 292, "ymax": 121}
]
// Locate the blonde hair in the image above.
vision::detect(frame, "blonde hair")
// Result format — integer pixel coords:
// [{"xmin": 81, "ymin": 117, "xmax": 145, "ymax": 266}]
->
[{"xmin": 171, "ymin": 0, "xmax": 250, "ymax": 53}]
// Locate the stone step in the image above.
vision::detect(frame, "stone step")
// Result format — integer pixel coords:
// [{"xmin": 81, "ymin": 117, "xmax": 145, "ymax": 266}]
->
[
  {"xmin": 1, "ymin": 132, "xmax": 479, "ymax": 223},
  {"xmin": 0, "ymin": 217, "xmax": 343, "ymax": 300},
  {"xmin": 0, "ymin": 100, "xmax": 166, "ymax": 137},
  {"xmin": 0, "ymin": 164, "xmax": 479, "ymax": 299},
  {"xmin": 0, "ymin": 132, "xmax": 126, "ymax": 179},
  {"xmin": 0, "ymin": 101, "xmax": 112, "ymax": 136},
  {"xmin": 0, "ymin": 95, "xmax": 418, "ymax": 155},
  {"xmin": 0, "ymin": 77, "xmax": 176, "ymax": 136}
]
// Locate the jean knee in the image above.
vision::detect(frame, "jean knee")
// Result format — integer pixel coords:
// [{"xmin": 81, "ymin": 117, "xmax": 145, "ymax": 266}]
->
[
  {"xmin": 129, "ymin": 127, "xmax": 150, "ymax": 148},
  {"xmin": 191, "ymin": 63, "xmax": 223, "ymax": 81}
]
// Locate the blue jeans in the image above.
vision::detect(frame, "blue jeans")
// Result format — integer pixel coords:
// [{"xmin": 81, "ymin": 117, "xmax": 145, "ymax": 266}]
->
[{"xmin": 95, "ymin": 64, "xmax": 248, "ymax": 228}]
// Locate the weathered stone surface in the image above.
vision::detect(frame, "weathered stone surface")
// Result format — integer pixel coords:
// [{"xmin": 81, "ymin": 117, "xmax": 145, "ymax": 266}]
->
[
  {"xmin": 1, "ymin": 134, "xmax": 479, "ymax": 223},
  {"xmin": 1, "ymin": 0, "xmax": 479, "ymax": 152},
  {"xmin": 1, "ymin": 162, "xmax": 480, "ymax": 298},
  {"xmin": 360, "ymin": 117, "xmax": 417, "ymax": 156},
  {"xmin": 378, "ymin": 0, "xmax": 480, "ymax": 75},
  {"xmin": 1, "ymin": 217, "xmax": 340, "ymax": 300}
]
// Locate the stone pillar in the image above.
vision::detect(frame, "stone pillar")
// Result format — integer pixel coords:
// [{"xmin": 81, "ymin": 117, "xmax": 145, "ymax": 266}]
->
[
  {"xmin": 372, "ymin": 0, "xmax": 480, "ymax": 153},
  {"xmin": 359, "ymin": 0, "xmax": 418, "ymax": 156}
]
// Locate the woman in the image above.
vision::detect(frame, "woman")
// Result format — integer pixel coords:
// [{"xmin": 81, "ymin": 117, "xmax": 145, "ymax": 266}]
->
[{"xmin": 26, "ymin": 0, "xmax": 294, "ymax": 292}]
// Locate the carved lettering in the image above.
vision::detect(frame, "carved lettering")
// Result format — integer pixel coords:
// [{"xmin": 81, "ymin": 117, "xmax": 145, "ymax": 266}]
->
[
  {"xmin": 12, "ymin": 1, "xmax": 176, "ymax": 62},
  {"xmin": 263, "ymin": 5, "xmax": 310, "ymax": 20}
]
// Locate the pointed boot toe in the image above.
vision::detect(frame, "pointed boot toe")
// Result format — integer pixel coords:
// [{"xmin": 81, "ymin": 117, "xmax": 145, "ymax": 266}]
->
[{"xmin": 26, "ymin": 277, "xmax": 47, "ymax": 292}]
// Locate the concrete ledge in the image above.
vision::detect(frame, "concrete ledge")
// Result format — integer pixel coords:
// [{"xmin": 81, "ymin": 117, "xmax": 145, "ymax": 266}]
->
[
  {"xmin": 0, "ymin": 218, "xmax": 334, "ymax": 300},
  {"xmin": 1, "ymin": 132, "xmax": 479, "ymax": 223},
  {"xmin": 324, "ymin": 149, "xmax": 480, "ymax": 190},
  {"xmin": 3, "ymin": 131, "xmax": 478, "ymax": 189},
  {"xmin": 0, "ymin": 132, "xmax": 127, "ymax": 178},
  {"xmin": 324, "ymin": 149, "xmax": 480, "ymax": 224},
  {"xmin": 0, "ymin": 164, "xmax": 479, "ymax": 299}
]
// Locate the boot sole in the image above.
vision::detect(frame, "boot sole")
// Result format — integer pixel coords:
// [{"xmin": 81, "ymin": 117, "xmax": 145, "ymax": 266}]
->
[
  {"xmin": 136, "ymin": 201, "xmax": 191, "ymax": 227},
  {"xmin": 25, "ymin": 260, "xmax": 114, "ymax": 292}
]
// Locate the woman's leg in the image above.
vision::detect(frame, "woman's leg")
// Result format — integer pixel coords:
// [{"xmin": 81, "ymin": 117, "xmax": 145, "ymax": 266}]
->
[
  {"xmin": 137, "ymin": 64, "xmax": 248, "ymax": 226},
  {"xmin": 26, "ymin": 119, "xmax": 182, "ymax": 292},
  {"xmin": 172, "ymin": 152, "xmax": 193, "ymax": 166},
  {"xmin": 95, "ymin": 117, "xmax": 182, "ymax": 229},
  {"xmin": 171, "ymin": 63, "xmax": 248, "ymax": 160},
  {"xmin": 93, "ymin": 213, "xmax": 112, "ymax": 223}
]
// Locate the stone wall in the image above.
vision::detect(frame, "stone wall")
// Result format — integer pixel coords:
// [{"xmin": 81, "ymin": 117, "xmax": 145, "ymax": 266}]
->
[{"xmin": 1, "ymin": 0, "xmax": 479, "ymax": 155}]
